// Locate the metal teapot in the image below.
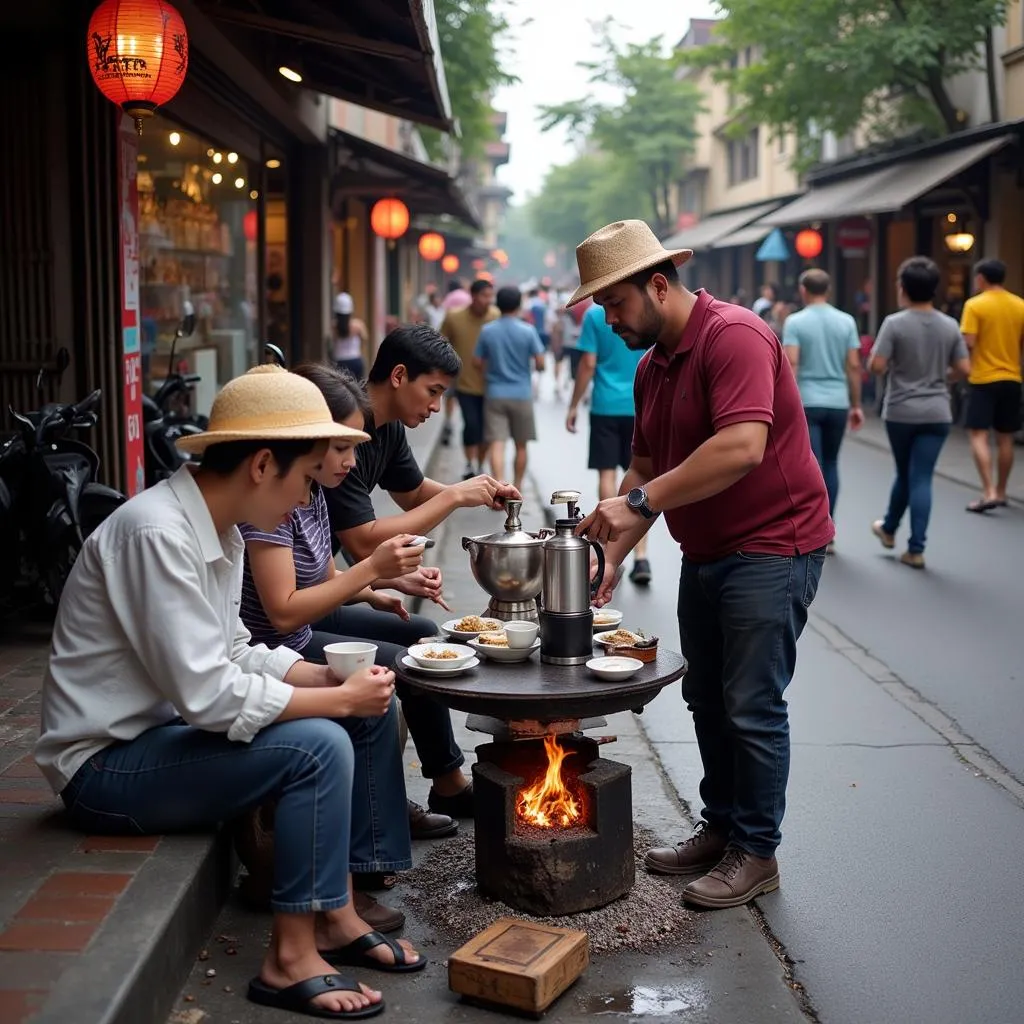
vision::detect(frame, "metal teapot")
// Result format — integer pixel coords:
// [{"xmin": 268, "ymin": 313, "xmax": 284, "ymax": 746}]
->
[
  {"xmin": 462, "ymin": 499, "xmax": 546, "ymax": 604},
  {"xmin": 542, "ymin": 490, "xmax": 605, "ymax": 615}
]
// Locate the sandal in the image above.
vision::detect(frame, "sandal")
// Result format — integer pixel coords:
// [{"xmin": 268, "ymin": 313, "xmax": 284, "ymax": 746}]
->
[
  {"xmin": 323, "ymin": 930, "xmax": 427, "ymax": 974},
  {"xmin": 247, "ymin": 974, "xmax": 384, "ymax": 1020},
  {"xmin": 966, "ymin": 499, "xmax": 999, "ymax": 514}
]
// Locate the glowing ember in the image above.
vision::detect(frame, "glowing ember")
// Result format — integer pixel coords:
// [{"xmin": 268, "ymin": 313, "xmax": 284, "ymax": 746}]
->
[{"xmin": 516, "ymin": 736, "xmax": 582, "ymax": 828}]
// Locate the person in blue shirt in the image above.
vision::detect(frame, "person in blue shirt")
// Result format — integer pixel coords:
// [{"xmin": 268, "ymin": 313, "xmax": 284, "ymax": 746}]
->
[
  {"xmin": 475, "ymin": 287, "xmax": 546, "ymax": 491},
  {"xmin": 783, "ymin": 269, "xmax": 863, "ymax": 547},
  {"xmin": 565, "ymin": 301, "xmax": 652, "ymax": 585}
]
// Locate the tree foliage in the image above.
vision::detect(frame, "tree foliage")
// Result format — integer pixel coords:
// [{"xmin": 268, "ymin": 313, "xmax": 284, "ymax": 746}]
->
[
  {"xmin": 695, "ymin": 0, "xmax": 1010, "ymax": 171},
  {"xmin": 536, "ymin": 32, "xmax": 703, "ymax": 236}
]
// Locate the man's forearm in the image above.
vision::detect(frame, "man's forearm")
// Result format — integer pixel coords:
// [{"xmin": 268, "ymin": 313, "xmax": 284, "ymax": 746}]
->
[
  {"xmin": 601, "ymin": 466, "xmax": 654, "ymax": 565},
  {"xmin": 340, "ymin": 491, "xmax": 456, "ymax": 560},
  {"xmin": 847, "ymin": 367, "xmax": 862, "ymax": 409}
]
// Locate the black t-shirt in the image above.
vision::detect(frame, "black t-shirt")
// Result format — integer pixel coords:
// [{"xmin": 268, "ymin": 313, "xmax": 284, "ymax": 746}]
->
[{"xmin": 324, "ymin": 419, "xmax": 424, "ymax": 533}]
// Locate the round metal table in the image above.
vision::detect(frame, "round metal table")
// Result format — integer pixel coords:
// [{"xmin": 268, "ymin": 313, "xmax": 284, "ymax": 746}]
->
[{"xmin": 392, "ymin": 648, "xmax": 687, "ymax": 723}]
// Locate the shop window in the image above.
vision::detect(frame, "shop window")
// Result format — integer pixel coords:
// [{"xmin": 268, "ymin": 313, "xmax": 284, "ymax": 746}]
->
[
  {"xmin": 137, "ymin": 115, "xmax": 259, "ymax": 416},
  {"xmin": 264, "ymin": 149, "xmax": 290, "ymax": 355}
]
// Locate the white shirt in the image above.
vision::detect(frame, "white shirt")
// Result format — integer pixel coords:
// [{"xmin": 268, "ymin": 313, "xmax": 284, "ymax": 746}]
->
[{"xmin": 34, "ymin": 468, "xmax": 301, "ymax": 793}]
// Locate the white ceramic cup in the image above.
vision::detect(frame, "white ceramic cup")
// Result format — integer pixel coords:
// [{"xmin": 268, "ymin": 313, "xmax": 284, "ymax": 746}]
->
[
  {"xmin": 503, "ymin": 620, "xmax": 539, "ymax": 649},
  {"xmin": 323, "ymin": 642, "xmax": 378, "ymax": 679}
]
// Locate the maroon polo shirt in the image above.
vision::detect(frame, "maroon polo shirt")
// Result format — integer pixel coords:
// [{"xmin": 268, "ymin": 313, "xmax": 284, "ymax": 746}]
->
[{"xmin": 633, "ymin": 290, "xmax": 833, "ymax": 562}]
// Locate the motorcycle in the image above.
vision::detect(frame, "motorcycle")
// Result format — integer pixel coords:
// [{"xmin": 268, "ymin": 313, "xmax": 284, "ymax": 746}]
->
[{"xmin": 0, "ymin": 349, "xmax": 126, "ymax": 609}]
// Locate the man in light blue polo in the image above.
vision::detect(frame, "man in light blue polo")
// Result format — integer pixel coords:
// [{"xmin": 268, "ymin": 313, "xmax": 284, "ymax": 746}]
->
[{"xmin": 566, "ymin": 301, "xmax": 652, "ymax": 585}]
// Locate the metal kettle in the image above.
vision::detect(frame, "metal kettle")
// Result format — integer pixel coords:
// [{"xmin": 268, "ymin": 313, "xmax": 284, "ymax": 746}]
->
[{"xmin": 542, "ymin": 490, "xmax": 606, "ymax": 614}]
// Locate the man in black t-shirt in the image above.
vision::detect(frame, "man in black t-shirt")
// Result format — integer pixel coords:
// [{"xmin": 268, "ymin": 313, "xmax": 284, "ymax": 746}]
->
[{"xmin": 324, "ymin": 324, "xmax": 521, "ymax": 818}]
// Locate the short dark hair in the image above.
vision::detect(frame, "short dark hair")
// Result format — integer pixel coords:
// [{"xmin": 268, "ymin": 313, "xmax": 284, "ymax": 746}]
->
[
  {"xmin": 198, "ymin": 438, "xmax": 317, "ymax": 476},
  {"xmin": 897, "ymin": 257, "xmax": 940, "ymax": 304},
  {"xmin": 974, "ymin": 259, "xmax": 1006, "ymax": 285},
  {"xmin": 447, "ymin": 280, "xmax": 463, "ymax": 293},
  {"xmin": 470, "ymin": 279, "xmax": 493, "ymax": 297},
  {"xmin": 496, "ymin": 286, "xmax": 522, "ymax": 314},
  {"xmin": 367, "ymin": 323, "xmax": 461, "ymax": 384},
  {"xmin": 626, "ymin": 259, "xmax": 680, "ymax": 291},
  {"xmin": 799, "ymin": 269, "xmax": 831, "ymax": 296},
  {"xmin": 292, "ymin": 362, "xmax": 371, "ymax": 423}
]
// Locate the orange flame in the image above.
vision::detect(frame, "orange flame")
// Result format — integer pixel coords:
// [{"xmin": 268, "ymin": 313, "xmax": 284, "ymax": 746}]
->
[{"xmin": 516, "ymin": 736, "xmax": 582, "ymax": 828}]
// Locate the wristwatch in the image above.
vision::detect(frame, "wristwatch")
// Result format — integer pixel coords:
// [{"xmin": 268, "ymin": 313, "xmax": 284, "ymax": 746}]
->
[{"xmin": 626, "ymin": 486, "xmax": 656, "ymax": 520}]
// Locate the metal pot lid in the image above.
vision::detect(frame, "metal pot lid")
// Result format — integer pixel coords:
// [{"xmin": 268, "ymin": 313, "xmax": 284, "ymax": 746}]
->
[{"xmin": 466, "ymin": 498, "xmax": 545, "ymax": 547}]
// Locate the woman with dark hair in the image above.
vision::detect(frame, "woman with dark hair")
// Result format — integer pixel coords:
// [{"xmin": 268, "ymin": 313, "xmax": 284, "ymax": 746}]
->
[{"xmin": 332, "ymin": 292, "xmax": 369, "ymax": 379}]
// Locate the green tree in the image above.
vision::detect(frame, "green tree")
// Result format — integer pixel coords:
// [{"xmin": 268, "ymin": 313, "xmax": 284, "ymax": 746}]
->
[
  {"xmin": 695, "ymin": 0, "xmax": 1010, "ymax": 171},
  {"xmin": 422, "ymin": 0, "xmax": 517, "ymax": 161},
  {"xmin": 537, "ymin": 33, "xmax": 703, "ymax": 234}
]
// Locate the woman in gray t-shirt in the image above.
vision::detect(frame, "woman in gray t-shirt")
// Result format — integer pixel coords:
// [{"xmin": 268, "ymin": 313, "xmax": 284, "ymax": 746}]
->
[{"xmin": 868, "ymin": 257, "xmax": 971, "ymax": 568}]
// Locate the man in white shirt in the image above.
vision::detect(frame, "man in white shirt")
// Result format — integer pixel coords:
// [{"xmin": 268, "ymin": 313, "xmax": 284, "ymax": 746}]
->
[{"xmin": 35, "ymin": 366, "xmax": 422, "ymax": 1019}]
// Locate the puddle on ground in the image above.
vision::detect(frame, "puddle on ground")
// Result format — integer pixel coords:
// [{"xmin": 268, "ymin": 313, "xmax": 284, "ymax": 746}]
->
[{"xmin": 578, "ymin": 982, "xmax": 709, "ymax": 1017}]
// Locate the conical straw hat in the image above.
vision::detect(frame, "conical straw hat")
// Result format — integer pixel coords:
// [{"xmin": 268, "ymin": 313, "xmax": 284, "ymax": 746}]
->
[
  {"xmin": 177, "ymin": 365, "xmax": 370, "ymax": 454},
  {"xmin": 566, "ymin": 220, "xmax": 693, "ymax": 307}
]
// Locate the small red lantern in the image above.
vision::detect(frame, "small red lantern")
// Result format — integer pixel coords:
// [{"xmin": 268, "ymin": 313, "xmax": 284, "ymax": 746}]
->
[
  {"xmin": 243, "ymin": 210, "xmax": 258, "ymax": 244},
  {"xmin": 441, "ymin": 254, "xmax": 460, "ymax": 274},
  {"xmin": 418, "ymin": 232, "xmax": 445, "ymax": 261},
  {"xmin": 87, "ymin": 0, "xmax": 189, "ymax": 135},
  {"xmin": 794, "ymin": 229, "xmax": 823, "ymax": 260},
  {"xmin": 370, "ymin": 198, "xmax": 409, "ymax": 241}
]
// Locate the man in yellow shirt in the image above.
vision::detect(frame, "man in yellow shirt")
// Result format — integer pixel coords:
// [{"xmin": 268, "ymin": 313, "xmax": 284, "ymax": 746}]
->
[
  {"xmin": 440, "ymin": 280, "xmax": 499, "ymax": 479},
  {"xmin": 960, "ymin": 259, "xmax": 1024, "ymax": 513}
]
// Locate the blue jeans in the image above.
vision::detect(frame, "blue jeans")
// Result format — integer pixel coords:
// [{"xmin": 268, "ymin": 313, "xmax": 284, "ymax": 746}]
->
[
  {"xmin": 60, "ymin": 703, "xmax": 411, "ymax": 914},
  {"xmin": 804, "ymin": 407, "xmax": 848, "ymax": 517},
  {"xmin": 678, "ymin": 549, "xmax": 825, "ymax": 857},
  {"xmin": 882, "ymin": 421, "xmax": 950, "ymax": 554},
  {"xmin": 304, "ymin": 605, "xmax": 465, "ymax": 781}
]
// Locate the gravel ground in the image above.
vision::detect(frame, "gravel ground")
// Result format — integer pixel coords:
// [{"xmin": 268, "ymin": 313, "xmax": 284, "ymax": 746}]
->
[{"xmin": 402, "ymin": 825, "xmax": 698, "ymax": 955}]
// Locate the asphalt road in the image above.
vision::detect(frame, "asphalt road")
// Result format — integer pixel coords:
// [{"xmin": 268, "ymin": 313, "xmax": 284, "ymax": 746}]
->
[{"xmin": 528, "ymin": 381, "xmax": 1024, "ymax": 1024}]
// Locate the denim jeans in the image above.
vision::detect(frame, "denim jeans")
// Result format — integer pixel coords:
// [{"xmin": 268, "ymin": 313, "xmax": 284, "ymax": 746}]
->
[
  {"xmin": 882, "ymin": 421, "xmax": 950, "ymax": 554},
  {"xmin": 804, "ymin": 407, "xmax": 848, "ymax": 517},
  {"xmin": 678, "ymin": 548, "xmax": 826, "ymax": 857},
  {"xmin": 60, "ymin": 701, "xmax": 411, "ymax": 913},
  {"xmin": 303, "ymin": 605, "xmax": 465, "ymax": 781}
]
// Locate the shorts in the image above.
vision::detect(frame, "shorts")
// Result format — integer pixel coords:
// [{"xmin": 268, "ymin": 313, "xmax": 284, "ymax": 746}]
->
[
  {"xmin": 567, "ymin": 348, "xmax": 583, "ymax": 378},
  {"xmin": 588, "ymin": 413, "xmax": 635, "ymax": 471},
  {"xmin": 484, "ymin": 397, "xmax": 536, "ymax": 444},
  {"xmin": 964, "ymin": 380, "xmax": 1022, "ymax": 433},
  {"xmin": 456, "ymin": 391, "xmax": 485, "ymax": 447}
]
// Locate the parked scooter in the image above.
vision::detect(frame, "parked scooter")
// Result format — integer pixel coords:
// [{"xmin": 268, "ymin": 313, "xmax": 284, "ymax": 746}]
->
[{"xmin": 0, "ymin": 349, "xmax": 126, "ymax": 609}]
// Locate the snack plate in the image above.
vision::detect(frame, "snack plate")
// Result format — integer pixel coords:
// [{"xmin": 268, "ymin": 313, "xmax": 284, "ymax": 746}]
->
[
  {"xmin": 591, "ymin": 608, "xmax": 624, "ymax": 631},
  {"xmin": 587, "ymin": 655, "xmax": 643, "ymax": 681},
  {"xmin": 407, "ymin": 642, "xmax": 476, "ymax": 669},
  {"xmin": 593, "ymin": 629, "xmax": 643, "ymax": 649},
  {"xmin": 441, "ymin": 617, "xmax": 502, "ymax": 641},
  {"xmin": 468, "ymin": 638, "xmax": 541, "ymax": 663},
  {"xmin": 401, "ymin": 654, "xmax": 481, "ymax": 677}
]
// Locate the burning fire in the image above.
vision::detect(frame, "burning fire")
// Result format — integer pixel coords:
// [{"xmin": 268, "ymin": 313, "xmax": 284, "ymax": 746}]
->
[{"xmin": 516, "ymin": 736, "xmax": 582, "ymax": 828}]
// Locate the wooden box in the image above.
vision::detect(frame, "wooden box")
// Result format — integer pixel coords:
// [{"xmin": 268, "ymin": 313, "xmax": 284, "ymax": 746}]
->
[{"xmin": 448, "ymin": 918, "xmax": 589, "ymax": 1017}]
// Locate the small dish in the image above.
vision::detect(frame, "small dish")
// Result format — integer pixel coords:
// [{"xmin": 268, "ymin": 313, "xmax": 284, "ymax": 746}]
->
[
  {"xmin": 441, "ymin": 617, "xmax": 501, "ymax": 641},
  {"xmin": 587, "ymin": 656, "xmax": 644, "ymax": 681},
  {"xmin": 469, "ymin": 638, "xmax": 541, "ymax": 663},
  {"xmin": 591, "ymin": 608, "xmax": 624, "ymax": 631},
  {"xmin": 401, "ymin": 654, "xmax": 480, "ymax": 677},
  {"xmin": 593, "ymin": 629, "xmax": 642, "ymax": 649},
  {"xmin": 504, "ymin": 620, "xmax": 539, "ymax": 648},
  {"xmin": 407, "ymin": 642, "xmax": 476, "ymax": 670}
]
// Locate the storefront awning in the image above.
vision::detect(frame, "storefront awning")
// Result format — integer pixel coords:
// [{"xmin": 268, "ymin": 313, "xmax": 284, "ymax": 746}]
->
[
  {"xmin": 662, "ymin": 201, "xmax": 781, "ymax": 252},
  {"xmin": 202, "ymin": 0, "xmax": 453, "ymax": 131},
  {"xmin": 330, "ymin": 129, "xmax": 480, "ymax": 230},
  {"xmin": 761, "ymin": 135, "xmax": 1013, "ymax": 226},
  {"xmin": 710, "ymin": 222, "xmax": 774, "ymax": 250}
]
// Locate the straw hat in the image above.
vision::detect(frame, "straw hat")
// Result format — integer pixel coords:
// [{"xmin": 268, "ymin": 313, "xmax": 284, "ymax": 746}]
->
[
  {"xmin": 566, "ymin": 220, "xmax": 693, "ymax": 307},
  {"xmin": 176, "ymin": 365, "xmax": 370, "ymax": 454}
]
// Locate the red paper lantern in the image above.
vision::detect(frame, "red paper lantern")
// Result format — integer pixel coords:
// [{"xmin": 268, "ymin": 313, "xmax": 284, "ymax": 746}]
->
[
  {"xmin": 418, "ymin": 232, "xmax": 445, "ymax": 261},
  {"xmin": 243, "ymin": 210, "xmax": 258, "ymax": 244},
  {"xmin": 794, "ymin": 229, "xmax": 823, "ymax": 260},
  {"xmin": 370, "ymin": 198, "xmax": 409, "ymax": 240},
  {"xmin": 441, "ymin": 254, "xmax": 460, "ymax": 274},
  {"xmin": 87, "ymin": 0, "xmax": 189, "ymax": 135}
]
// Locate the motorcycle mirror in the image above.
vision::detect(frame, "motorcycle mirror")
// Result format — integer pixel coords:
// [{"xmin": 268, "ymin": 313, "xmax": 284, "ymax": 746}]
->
[
  {"xmin": 55, "ymin": 347, "xmax": 71, "ymax": 375},
  {"xmin": 264, "ymin": 343, "xmax": 287, "ymax": 367},
  {"xmin": 178, "ymin": 300, "xmax": 196, "ymax": 340}
]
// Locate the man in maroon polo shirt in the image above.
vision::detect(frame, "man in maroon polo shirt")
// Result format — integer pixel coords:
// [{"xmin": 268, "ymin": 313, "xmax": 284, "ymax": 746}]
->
[{"xmin": 571, "ymin": 220, "xmax": 832, "ymax": 909}]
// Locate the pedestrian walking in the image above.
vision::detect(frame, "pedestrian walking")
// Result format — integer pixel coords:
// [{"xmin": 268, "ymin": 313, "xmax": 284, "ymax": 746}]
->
[
  {"xmin": 574, "ymin": 220, "xmax": 831, "ymax": 910},
  {"xmin": 959, "ymin": 258, "xmax": 1024, "ymax": 513},
  {"xmin": 331, "ymin": 291, "xmax": 368, "ymax": 379},
  {"xmin": 868, "ymin": 257, "xmax": 971, "ymax": 569},
  {"xmin": 566, "ymin": 300, "xmax": 652, "ymax": 585},
  {"xmin": 783, "ymin": 269, "xmax": 864, "ymax": 548},
  {"xmin": 474, "ymin": 286, "xmax": 546, "ymax": 492}
]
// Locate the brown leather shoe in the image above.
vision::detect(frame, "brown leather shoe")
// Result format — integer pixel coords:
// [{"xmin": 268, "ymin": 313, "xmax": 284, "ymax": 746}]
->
[
  {"xmin": 645, "ymin": 822, "xmax": 729, "ymax": 876},
  {"xmin": 353, "ymin": 890, "xmax": 405, "ymax": 934},
  {"xmin": 682, "ymin": 847, "xmax": 780, "ymax": 908},
  {"xmin": 409, "ymin": 798, "xmax": 458, "ymax": 839}
]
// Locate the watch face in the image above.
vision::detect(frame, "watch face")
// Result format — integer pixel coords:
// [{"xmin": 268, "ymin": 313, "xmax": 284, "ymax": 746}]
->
[{"xmin": 627, "ymin": 488, "xmax": 644, "ymax": 507}]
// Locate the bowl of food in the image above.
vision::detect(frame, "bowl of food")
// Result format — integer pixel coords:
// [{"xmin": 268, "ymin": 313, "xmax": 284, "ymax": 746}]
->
[
  {"xmin": 592, "ymin": 608, "xmax": 624, "ymax": 631},
  {"xmin": 586, "ymin": 655, "xmax": 644, "ymax": 681},
  {"xmin": 594, "ymin": 628, "xmax": 643, "ymax": 650},
  {"xmin": 469, "ymin": 631, "xmax": 540, "ymax": 663},
  {"xmin": 441, "ymin": 615, "xmax": 502, "ymax": 641},
  {"xmin": 407, "ymin": 643, "xmax": 477, "ymax": 670}
]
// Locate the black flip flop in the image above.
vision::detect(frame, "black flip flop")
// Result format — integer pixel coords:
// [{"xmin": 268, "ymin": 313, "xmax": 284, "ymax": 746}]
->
[
  {"xmin": 247, "ymin": 974, "xmax": 384, "ymax": 1020},
  {"xmin": 966, "ymin": 499, "xmax": 999, "ymax": 514},
  {"xmin": 323, "ymin": 930, "xmax": 427, "ymax": 974}
]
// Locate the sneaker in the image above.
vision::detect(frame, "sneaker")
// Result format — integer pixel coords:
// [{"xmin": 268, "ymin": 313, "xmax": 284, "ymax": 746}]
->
[
  {"xmin": 462, "ymin": 465, "xmax": 475, "ymax": 481},
  {"xmin": 629, "ymin": 559, "xmax": 652, "ymax": 586},
  {"xmin": 440, "ymin": 421, "xmax": 452, "ymax": 447},
  {"xmin": 644, "ymin": 822, "xmax": 729, "ymax": 876},
  {"xmin": 681, "ymin": 846, "xmax": 780, "ymax": 909},
  {"xmin": 900, "ymin": 551, "xmax": 925, "ymax": 569},
  {"xmin": 871, "ymin": 520, "xmax": 895, "ymax": 549}
]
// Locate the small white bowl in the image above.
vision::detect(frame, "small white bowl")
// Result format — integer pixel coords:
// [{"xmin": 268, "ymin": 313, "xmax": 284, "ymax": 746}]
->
[
  {"xmin": 407, "ymin": 642, "xmax": 476, "ymax": 670},
  {"xmin": 469, "ymin": 637, "xmax": 541, "ymax": 663},
  {"xmin": 441, "ymin": 617, "xmax": 501, "ymax": 640},
  {"xmin": 324, "ymin": 642, "xmax": 378, "ymax": 678},
  {"xmin": 587, "ymin": 655, "xmax": 644, "ymax": 681},
  {"xmin": 503, "ymin": 619, "xmax": 539, "ymax": 648},
  {"xmin": 592, "ymin": 608, "xmax": 624, "ymax": 631}
]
